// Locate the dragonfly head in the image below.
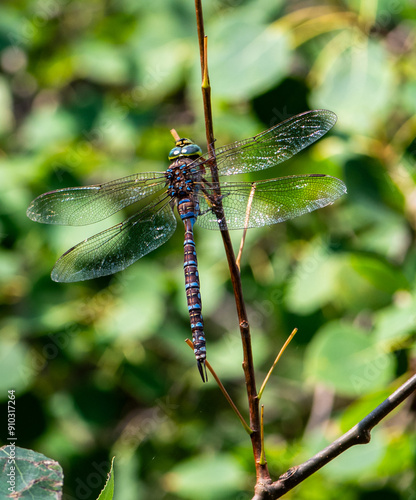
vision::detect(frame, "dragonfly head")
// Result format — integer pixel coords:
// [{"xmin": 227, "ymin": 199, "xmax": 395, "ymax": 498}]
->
[{"xmin": 168, "ymin": 138, "xmax": 203, "ymax": 160}]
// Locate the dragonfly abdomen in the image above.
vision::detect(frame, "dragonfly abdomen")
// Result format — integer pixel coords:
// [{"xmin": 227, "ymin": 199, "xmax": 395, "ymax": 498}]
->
[{"xmin": 178, "ymin": 196, "xmax": 207, "ymax": 382}]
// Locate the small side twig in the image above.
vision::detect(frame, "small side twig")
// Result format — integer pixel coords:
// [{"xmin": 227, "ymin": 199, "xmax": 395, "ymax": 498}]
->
[
  {"xmin": 236, "ymin": 183, "xmax": 257, "ymax": 270},
  {"xmin": 185, "ymin": 339, "xmax": 252, "ymax": 434},
  {"xmin": 259, "ymin": 405, "xmax": 266, "ymax": 465},
  {"xmin": 258, "ymin": 328, "xmax": 298, "ymax": 400}
]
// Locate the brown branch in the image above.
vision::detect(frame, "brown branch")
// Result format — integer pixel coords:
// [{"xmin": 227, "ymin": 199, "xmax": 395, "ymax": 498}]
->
[
  {"xmin": 194, "ymin": 0, "xmax": 270, "ymax": 483},
  {"xmin": 194, "ymin": 2, "xmax": 214, "ymax": 154},
  {"xmin": 253, "ymin": 373, "xmax": 416, "ymax": 499}
]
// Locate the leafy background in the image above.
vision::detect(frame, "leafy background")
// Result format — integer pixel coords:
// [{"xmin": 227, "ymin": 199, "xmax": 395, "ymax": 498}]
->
[{"xmin": 0, "ymin": 0, "xmax": 415, "ymax": 498}]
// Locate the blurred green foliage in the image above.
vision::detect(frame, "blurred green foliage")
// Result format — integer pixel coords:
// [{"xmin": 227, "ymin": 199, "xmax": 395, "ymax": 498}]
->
[{"xmin": 0, "ymin": 0, "xmax": 415, "ymax": 498}]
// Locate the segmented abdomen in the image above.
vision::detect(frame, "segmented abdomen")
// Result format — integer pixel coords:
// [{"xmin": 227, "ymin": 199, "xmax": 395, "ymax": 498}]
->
[{"xmin": 177, "ymin": 197, "xmax": 207, "ymax": 380}]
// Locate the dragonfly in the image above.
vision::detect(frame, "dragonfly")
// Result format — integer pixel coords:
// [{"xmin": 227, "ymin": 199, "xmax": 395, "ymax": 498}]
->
[{"xmin": 27, "ymin": 109, "xmax": 346, "ymax": 382}]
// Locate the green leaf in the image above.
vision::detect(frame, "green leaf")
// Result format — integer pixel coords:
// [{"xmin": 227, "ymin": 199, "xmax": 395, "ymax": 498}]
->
[
  {"xmin": 373, "ymin": 299, "xmax": 416, "ymax": 344},
  {"xmin": 210, "ymin": 15, "xmax": 290, "ymax": 99},
  {"xmin": 73, "ymin": 41, "xmax": 130, "ymax": 85},
  {"xmin": 130, "ymin": 10, "xmax": 195, "ymax": 105},
  {"xmin": 312, "ymin": 40, "xmax": 395, "ymax": 135},
  {"xmin": 0, "ymin": 446, "xmax": 63, "ymax": 499},
  {"xmin": 287, "ymin": 252, "xmax": 410, "ymax": 313},
  {"xmin": 377, "ymin": 432, "xmax": 415, "ymax": 476},
  {"xmin": 96, "ymin": 457, "xmax": 115, "ymax": 500},
  {"xmin": 285, "ymin": 241, "xmax": 341, "ymax": 315},
  {"xmin": 100, "ymin": 263, "xmax": 167, "ymax": 340},
  {"xmin": 164, "ymin": 455, "xmax": 245, "ymax": 500},
  {"xmin": 285, "ymin": 245, "xmax": 409, "ymax": 316},
  {"xmin": 0, "ymin": 340, "xmax": 35, "ymax": 400},
  {"xmin": 350, "ymin": 208, "xmax": 410, "ymax": 261},
  {"xmin": 400, "ymin": 81, "xmax": 416, "ymax": 115},
  {"xmin": 19, "ymin": 107, "xmax": 77, "ymax": 152},
  {"xmin": 0, "ymin": 76, "xmax": 14, "ymax": 134},
  {"xmin": 349, "ymin": 254, "xmax": 409, "ymax": 294},
  {"xmin": 324, "ymin": 430, "xmax": 386, "ymax": 479},
  {"xmin": 339, "ymin": 389, "xmax": 392, "ymax": 432},
  {"xmin": 304, "ymin": 321, "xmax": 396, "ymax": 396}
]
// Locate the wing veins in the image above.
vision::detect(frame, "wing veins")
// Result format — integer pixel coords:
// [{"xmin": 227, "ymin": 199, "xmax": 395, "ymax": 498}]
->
[{"xmin": 52, "ymin": 196, "xmax": 175, "ymax": 282}]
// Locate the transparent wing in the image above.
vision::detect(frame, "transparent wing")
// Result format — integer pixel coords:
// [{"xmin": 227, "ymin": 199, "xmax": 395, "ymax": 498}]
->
[
  {"xmin": 210, "ymin": 110, "xmax": 337, "ymax": 176},
  {"xmin": 51, "ymin": 199, "xmax": 176, "ymax": 282},
  {"xmin": 195, "ymin": 175, "xmax": 346, "ymax": 230},
  {"xmin": 27, "ymin": 172, "xmax": 167, "ymax": 226}
]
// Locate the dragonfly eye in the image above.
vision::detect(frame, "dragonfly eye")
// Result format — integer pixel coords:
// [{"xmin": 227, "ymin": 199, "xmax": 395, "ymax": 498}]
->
[
  {"xmin": 168, "ymin": 147, "xmax": 182, "ymax": 160},
  {"xmin": 181, "ymin": 144, "xmax": 202, "ymax": 157}
]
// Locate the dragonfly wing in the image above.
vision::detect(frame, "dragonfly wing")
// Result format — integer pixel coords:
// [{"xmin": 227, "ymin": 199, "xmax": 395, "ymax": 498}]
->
[
  {"xmin": 195, "ymin": 175, "xmax": 346, "ymax": 230},
  {"xmin": 212, "ymin": 110, "xmax": 337, "ymax": 176},
  {"xmin": 27, "ymin": 172, "xmax": 166, "ymax": 225},
  {"xmin": 51, "ymin": 199, "xmax": 176, "ymax": 282}
]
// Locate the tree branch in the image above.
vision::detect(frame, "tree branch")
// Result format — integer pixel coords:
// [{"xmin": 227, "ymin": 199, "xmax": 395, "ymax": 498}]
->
[{"xmin": 253, "ymin": 373, "xmax": 416, "ymax": 499}]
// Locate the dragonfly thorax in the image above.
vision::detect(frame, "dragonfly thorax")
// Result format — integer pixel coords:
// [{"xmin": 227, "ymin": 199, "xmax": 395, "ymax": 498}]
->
[{"xmin": 166, "ymin": 157, "xmax": 202, "ymax": 199}]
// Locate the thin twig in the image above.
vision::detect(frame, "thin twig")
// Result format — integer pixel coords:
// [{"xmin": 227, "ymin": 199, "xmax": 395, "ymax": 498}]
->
[
  {"xmin": 258, "ymin": 328, "xmax": 298, "ymax": 400},
  {"xmin": 259, "ymin": 405, "xmax": 266, "ymax": 465},
  {"xmin": 185, "ymin": 339, "xmax": 252, "ymax": 434},
  {"xmin": 236, "ymin": 183, "xmax": 256, "ymax": 270}
]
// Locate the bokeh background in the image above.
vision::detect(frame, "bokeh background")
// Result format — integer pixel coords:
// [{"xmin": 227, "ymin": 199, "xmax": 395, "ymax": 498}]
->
[{"xmin": 1, "ymin": 0, "xmax": 415, "ymax": 498}]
